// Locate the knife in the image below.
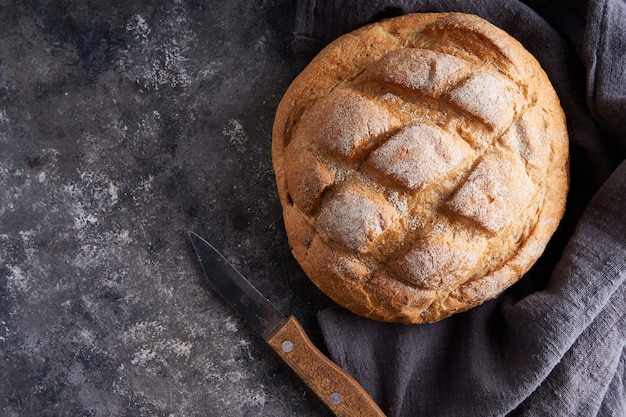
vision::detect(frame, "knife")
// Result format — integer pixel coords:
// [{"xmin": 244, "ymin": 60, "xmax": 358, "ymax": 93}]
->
[{"xmin": 188, "ymin": 231, "xmax": 386, "ymax": 417}]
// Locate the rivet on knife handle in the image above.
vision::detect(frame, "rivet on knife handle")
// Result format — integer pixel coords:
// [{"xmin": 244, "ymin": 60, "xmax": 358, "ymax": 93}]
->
[{"xmin": 267, "ymin": 316, "xmax": 386, "ymax": 417}]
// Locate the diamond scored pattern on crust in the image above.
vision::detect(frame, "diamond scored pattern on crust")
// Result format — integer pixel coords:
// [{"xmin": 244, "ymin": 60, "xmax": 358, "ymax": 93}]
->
[{"xmin": 304, "ymin": 45, "xmax": 529, "ymax": 253}]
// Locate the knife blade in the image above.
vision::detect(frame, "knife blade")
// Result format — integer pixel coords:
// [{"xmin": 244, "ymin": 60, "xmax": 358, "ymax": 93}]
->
[{"xmin": 188, "ymin": 231, "xmax": 386, "ymax": 417}]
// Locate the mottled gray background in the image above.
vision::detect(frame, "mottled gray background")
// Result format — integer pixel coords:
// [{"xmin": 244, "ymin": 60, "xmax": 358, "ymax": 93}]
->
[{"xmin": 0, "ymin": 1, "xmax": 336, "ymax": 415}]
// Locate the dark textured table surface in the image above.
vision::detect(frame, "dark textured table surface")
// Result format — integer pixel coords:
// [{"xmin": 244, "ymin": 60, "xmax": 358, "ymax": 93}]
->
[{"xmin": 0, "ymin": 1, "xmax": 335, "ymax": 415}]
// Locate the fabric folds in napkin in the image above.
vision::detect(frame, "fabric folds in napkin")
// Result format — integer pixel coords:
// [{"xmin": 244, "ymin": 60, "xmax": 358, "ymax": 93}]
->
[{"xmin": 291, "ymin": 1, "xmax": 626, "ymax": 416}]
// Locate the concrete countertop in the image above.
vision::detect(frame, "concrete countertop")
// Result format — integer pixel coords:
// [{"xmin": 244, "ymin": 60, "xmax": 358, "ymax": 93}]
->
[{"xmin": 0, "ymin": 1, "xmax": 335, "ymax": 415}]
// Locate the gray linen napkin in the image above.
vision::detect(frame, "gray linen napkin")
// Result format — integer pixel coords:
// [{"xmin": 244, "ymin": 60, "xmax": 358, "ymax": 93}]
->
[{"xmin": 291, "ymin": 1, "xmax": 626, "ymax": 415}]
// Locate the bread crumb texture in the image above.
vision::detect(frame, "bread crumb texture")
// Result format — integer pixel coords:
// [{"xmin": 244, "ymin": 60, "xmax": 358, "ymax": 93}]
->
[{"xmin": 272, "ymin": 13, "xmax": 569, "ymax": 323}]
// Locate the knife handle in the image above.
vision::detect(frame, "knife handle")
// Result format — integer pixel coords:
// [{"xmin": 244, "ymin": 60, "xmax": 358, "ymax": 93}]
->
[{"xmin": 267, "ymin": 315, "xmax": 386, "ymax": 417}]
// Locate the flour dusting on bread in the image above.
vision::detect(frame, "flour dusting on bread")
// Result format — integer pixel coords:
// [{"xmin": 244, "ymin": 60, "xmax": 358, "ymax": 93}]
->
[{"xmin": 272, "ymin": 12, "xmax": 569, "ymax": 323}]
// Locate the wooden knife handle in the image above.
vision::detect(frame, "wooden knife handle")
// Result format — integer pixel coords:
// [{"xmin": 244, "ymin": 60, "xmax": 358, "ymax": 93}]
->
[{"xmin": 267, "ymin": 315, "xmax": 386, "ymax": 417}]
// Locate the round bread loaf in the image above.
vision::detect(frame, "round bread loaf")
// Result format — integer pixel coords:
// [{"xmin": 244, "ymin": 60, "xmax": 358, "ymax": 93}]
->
[{"xmin": 272, "ymin": 12, "xmax": 569, "ymax": 324}]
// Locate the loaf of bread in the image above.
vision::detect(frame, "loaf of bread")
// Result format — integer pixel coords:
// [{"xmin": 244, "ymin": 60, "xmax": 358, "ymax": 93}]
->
[{"xmin": 272, "ymin": 12, "xmax": 569, "ymax": 324}]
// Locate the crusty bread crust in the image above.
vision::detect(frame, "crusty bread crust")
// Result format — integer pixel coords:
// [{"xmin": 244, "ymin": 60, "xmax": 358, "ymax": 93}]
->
[{"xmin": 272, "ymin": 13, "xmax": 569, "ymax": 323}]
